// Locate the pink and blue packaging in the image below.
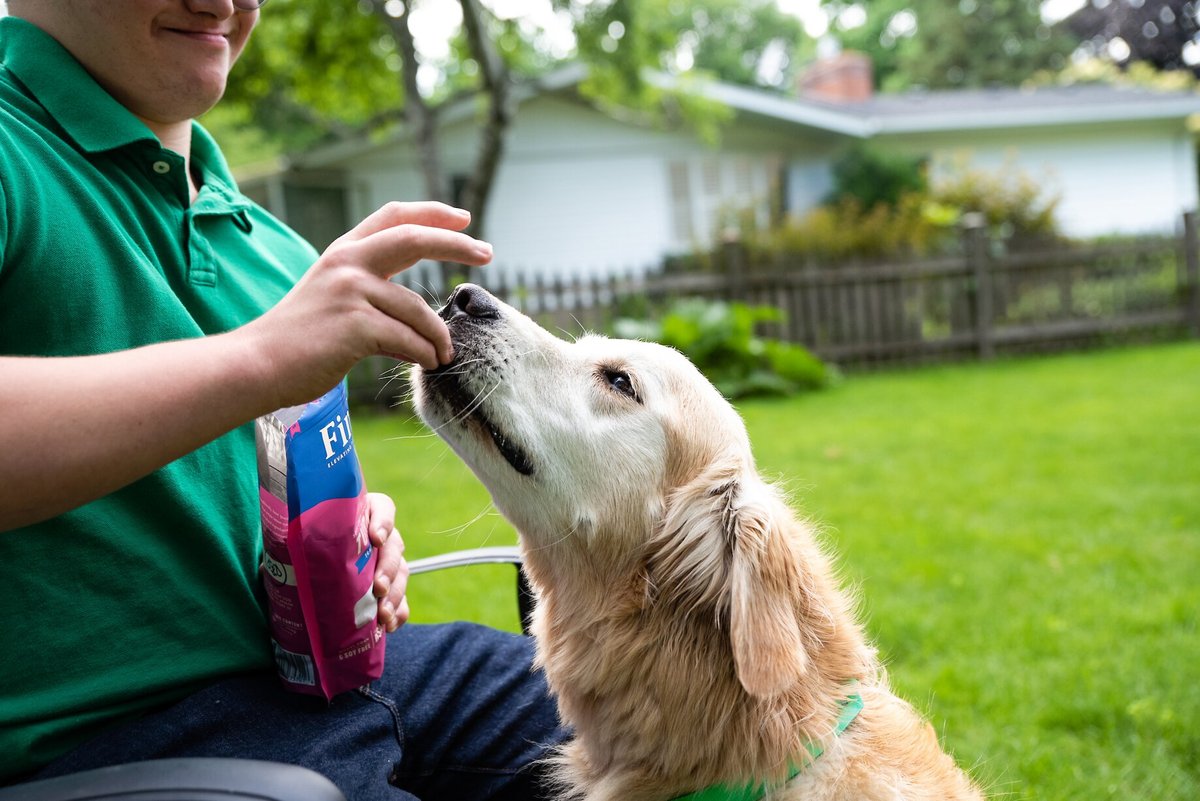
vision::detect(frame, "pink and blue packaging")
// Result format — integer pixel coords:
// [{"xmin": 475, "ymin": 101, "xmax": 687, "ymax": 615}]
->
[{"xmin": 255, "ymin": 382, "xmax": 385, "ymax": 699}]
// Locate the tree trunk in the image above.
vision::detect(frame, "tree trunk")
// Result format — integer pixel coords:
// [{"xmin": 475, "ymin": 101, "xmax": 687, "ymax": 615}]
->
[
  {"xmin": 370, "ymin": 0, "xmax": 516, "ymax": 289},
  {"xmin": 373, "ymin": 0, "xmax": 447, "ymax": 205},
  {"xmin": 457, "ymin": 0, "xmax": 514, "ymax": 242}
]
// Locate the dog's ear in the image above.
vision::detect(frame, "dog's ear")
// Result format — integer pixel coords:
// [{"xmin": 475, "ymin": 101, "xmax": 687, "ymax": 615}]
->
[
  {"xmin": 724, "ymin": 476, "xmax": 810, "ymax": 698},
  {"xmin": 648, "ymin": 462, "xmax": 814, "ymax": 698}
]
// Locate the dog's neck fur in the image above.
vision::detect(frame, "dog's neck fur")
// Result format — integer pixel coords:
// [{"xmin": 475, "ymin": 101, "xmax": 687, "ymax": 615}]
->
[{"xmin": 521, "ymin": 522, "xmax": 876, "ymax": 801}]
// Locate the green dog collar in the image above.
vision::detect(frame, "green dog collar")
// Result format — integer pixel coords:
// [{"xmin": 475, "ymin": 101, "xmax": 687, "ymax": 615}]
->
[{"xmin": 670, "ymin": 685, "xmax": 865, "ymax": 801}]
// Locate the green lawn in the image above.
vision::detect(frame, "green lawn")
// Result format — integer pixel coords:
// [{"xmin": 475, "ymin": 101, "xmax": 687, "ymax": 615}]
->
[{"xmin": 351, "ymin": 341, "xmax": 1200, "ymax": 801}]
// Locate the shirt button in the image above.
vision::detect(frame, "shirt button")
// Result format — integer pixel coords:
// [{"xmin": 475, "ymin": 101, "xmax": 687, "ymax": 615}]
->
[{"xmin": 152, "ymin": 161, "xmax": 171, "ymax": 174}]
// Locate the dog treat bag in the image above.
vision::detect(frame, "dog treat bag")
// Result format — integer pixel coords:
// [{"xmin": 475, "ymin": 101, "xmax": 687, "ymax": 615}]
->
[{"xmin": 255, "ymin": 381, "xmax": 385, "ymax": 699}]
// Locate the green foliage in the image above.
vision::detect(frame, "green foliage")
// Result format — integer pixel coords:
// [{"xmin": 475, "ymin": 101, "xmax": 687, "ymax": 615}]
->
[
  {"xmin": 1026, "ymin": 56, "xmax": 1200, "ymax": 92},
  {"xmin": 746, "ymin": 153, "xmax": 1061, "ymax": 263},
  {"xmin": 612, "ymin": 299, "xmax": 831, "ymax": 398},
  {"xmin": 221, "ymin": 0, "xmax": 402, "ymax": 159},
  {"xmin": 561, "ymin": 0, "xmax": 803, "ymax": 145},
  {"xmin": 758, "ymin": 193, "xmax": 948, "ymax": 262},
  {"xmin": 827, "ymin": 142, "xmax": 927, "ymax": 209},
  {"xmin": 197, "ymin": 103, "xmax": 287, "ymax": 169},
  {"xmin": 820, "ymin": 0, "xmax": 1077, "ymax": 91},
  {"xmin": 930, "ymin": 153, "xmax": 1061, "ymax": 239},
  {"xmin": 563, "ymin": 0, "xmax": 809, "ymax": 89},
  {"xmin": 214, "ymin": 0, "xmax": 801, "ymax": 167}
]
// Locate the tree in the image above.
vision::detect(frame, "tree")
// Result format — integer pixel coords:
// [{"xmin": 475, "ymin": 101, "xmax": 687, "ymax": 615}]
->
[
  {"xmin": 575, "ymin": 0, "xmax": 810, "ymax": 89},
  {"xmin": 1062, "ymin": 0, "xmax": 1200, "ymax": 75},
  {"xmin": 218, "ymin": 2, "xmax": 400, "ymax": 154},
  {"xmin": 217, "ymin": 0, "xmax": 810, "ymax": 242},
  {"xmin": 222, "ymin": 0, "xmax": 514, "ymax": 239},
  {"xmin": 818, "ymin": 0, "xmax": 1078, "ymax": 91}
]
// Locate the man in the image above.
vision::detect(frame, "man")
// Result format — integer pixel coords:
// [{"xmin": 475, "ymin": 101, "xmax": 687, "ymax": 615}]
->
[{"xmin": 0, "ymin": 2, "xmax": 566, "ymax": 798}]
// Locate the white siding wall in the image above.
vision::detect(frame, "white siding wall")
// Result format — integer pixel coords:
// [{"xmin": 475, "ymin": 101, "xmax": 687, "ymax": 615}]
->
[
  {"xmin": 880, "ymin": 121, "xmax": 1198, "ymax": 237},
  {"xmin": 329, "ymin": 98, "xmax": 1197, "ymax": 278},
  {"xmin": 340, "ymin": 97, "xmax": 802, "ymax": 278}
]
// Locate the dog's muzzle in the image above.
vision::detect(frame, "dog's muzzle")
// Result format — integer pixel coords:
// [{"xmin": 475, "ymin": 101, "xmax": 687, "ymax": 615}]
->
[{"xmin": 422, "ymin": 284, "xmax": 536, "ymax": 477}]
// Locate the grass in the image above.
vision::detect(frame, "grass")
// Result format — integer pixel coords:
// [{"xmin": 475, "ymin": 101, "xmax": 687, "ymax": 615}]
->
[{"xmin": 350, "ymin": 341, "xmax": 1200, "ymax": 801}]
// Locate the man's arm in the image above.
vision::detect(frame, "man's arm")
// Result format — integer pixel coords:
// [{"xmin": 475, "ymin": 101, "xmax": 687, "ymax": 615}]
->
[
  {"xmin": 0, "ymin": 335, "xmax": 274, "ymax": 530},
  {"xmin": 0, "ymin": 202, "xmax": 491, "ymax": 532}
]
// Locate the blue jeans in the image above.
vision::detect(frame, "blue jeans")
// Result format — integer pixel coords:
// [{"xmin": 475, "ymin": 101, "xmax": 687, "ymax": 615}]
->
[{"xmin": 29, "ymin": 623, "xmax": 570, "ymax": 800}]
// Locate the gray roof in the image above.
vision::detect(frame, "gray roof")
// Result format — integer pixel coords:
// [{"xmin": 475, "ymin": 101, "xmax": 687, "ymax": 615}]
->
[
  {"xmin": 271, "ymin": 67, "xmax": 1200, "ymax": 173},
  {"xmin": 857, "ymin": 83, "xmax": 1192, "ymax": 115},
  {"xmin": 666, "ymin": 74, "xmax": 1200, "ymax": 136},
  {"xmin": 846, "ymin": 83, "xmax": 1200, "ymax": 133}
]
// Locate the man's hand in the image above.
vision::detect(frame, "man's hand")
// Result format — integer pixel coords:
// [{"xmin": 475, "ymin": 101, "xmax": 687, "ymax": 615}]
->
[
  {"xmin": 365, "ymin": 492, "xmax": 410, "ymax": 633},
  {"xmin": 243, "ymin": 201, "xmax": 492, "ymax": 410}
]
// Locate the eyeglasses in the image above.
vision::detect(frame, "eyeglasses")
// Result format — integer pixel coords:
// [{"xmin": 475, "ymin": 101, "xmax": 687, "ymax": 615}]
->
[{"xmin": 232, "ymin": 0, "xmax": 268, "ymax": 10}]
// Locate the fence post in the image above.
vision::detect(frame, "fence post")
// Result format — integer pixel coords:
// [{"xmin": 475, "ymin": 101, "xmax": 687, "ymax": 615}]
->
[
  {"xmin": 963, "ymin": 212, "xmax": 994, "ymax": 359},
  {"xmin": 721, "ymin": 229, "xmax": 748, "ymax": 302},
  {"xmin": 1184, "ymin": 211, "xmax": 1200, "ymax": 338}
]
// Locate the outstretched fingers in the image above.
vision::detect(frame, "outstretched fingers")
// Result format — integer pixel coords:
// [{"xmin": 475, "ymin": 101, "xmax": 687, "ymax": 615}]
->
[
  {"xmin": 364, "ymin": 281, "xmax": 453, "ymax": 368},
  {"xmin": 355, "ymin": 223, "xmax": 492, "ymax": 279},
  {"xmin": 340, "ymin": 201, "xmax": 472, "ymax": 239}
]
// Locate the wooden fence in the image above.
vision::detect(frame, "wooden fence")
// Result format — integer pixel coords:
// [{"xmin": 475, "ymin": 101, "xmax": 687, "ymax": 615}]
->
[{"xmin": 355, "ymin": 213, "xmax": 1200, "ymax": 404}]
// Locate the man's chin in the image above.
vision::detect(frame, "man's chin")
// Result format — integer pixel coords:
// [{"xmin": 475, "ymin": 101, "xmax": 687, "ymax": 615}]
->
[{"xmin": 134, "ymin": 82, "xmax": 226, "ymax": 130}]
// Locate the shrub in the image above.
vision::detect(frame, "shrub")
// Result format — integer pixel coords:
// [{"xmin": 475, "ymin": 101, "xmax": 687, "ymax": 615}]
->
[
  {"xmin": 753, "ymin": 192, "xmax": 949, "ymax": 263},
  {"xmin": 613, "ymin": 298, "xmax": 832, "ymax": 399},
  {"xmin": 733, "ymin": 152, "xmax": 1061, "ymax": 265},
  {"xmin": 929, "ymin": 153, "xmax": 1060, "ymax": 241},
  {"xmin": 827, "ymin": 142, "xmax": 927, "ymax": 210}
]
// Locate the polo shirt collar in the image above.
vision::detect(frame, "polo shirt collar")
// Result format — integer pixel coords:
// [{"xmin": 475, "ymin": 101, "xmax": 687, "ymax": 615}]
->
[
  {"xmin": 0, "ymin": 16, "xmax": 158, "ymax": 154},
  {"xmin": 191, "ymin": 122, "xmax": 248, "ymax": 212}
]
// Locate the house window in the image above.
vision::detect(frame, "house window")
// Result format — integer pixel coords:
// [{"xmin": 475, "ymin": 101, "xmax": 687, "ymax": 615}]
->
[{"xmin": 668, "ymin": 156, "xmax": 778, "ymax": 248}]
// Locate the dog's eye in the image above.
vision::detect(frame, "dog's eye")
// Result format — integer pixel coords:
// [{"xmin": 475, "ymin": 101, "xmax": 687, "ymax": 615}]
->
[{"xmin": 601, "ymin": 368, "xmax": 639, "ymax": 402}]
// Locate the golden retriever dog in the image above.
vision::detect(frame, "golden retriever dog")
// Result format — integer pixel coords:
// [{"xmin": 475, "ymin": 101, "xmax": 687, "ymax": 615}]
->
[{"xmin": 412, "ymin": 284, "xmax": 984, "ymax": 801}]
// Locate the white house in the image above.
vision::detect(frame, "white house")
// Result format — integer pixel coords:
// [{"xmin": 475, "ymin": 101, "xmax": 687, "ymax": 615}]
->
[{"xmin": 240, "ymin": 56, "xmax": 1200, "ymax": 278}]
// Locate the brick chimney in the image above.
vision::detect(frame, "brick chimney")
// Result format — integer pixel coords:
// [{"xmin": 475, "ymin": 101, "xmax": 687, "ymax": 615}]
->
[{"xmin": 798, "ymin": 51, "xmax": 874, "ymax": 104}]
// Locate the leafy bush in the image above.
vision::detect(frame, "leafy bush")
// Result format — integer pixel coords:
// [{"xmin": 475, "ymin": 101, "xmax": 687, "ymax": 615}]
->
[
  {"xmin": 613, "ymin": 299, "xmax": 832, "ymax": 399},
  {"xmin": 826, "ymin": 142, "xmax": 927, "ymax": 210},
  {"xmin": 754, "ymin": 192, "xmax": 949, "ymax": 262},
  {"xmin": 736, "ymin": 152, "xmax": 1061, "ymax": 265},
  {"xmin": 929, "ymin": 153, "xmax": 1060, "ymax": 241}
]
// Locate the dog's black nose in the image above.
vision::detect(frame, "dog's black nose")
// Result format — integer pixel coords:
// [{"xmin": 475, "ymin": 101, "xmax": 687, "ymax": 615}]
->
[{"xmin": 443, "ymin": 283, "xmax": 500, "ymax": 321}]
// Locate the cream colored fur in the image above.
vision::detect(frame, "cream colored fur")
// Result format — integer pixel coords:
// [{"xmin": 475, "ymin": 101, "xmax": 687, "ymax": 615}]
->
[{"xmin": 413, "ymin": 286, "xmax": 984, "ymax": 801}]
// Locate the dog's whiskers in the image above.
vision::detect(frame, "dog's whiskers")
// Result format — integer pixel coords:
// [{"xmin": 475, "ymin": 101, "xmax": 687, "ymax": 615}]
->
[
  {"xmin": 429, "ymin": 356, "xmax": 491, "ymax": 377},
  {"xmin": 413, "ymin": 435, "xmax": 454, "ymax": 481},
  {"xmin": 412, "ymin": 279, "xmax": 440, "ymax": 300},
  {"xmin": 414, "ymin": 378, "xmax": 505, "ymax": 439},
  {"xmin": 428, "ymin": 502, "xmax": 497, "ymax": 538},
  {"xmin": 382, "ymin": 378, "xmax": 503, "ymax": 442},
  {"xmin": 555, "ymin": 314, "xmax": 591, "ymax": 343},
  {"xmin": 522, "ymin": 519, "xmax": 585, "ymax": 553}
]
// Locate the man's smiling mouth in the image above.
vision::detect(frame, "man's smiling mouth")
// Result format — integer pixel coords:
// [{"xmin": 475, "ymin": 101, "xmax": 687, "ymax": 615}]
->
[{"xmin": 161, "ymin": 27, "xmax": 230, "ymax": 46}]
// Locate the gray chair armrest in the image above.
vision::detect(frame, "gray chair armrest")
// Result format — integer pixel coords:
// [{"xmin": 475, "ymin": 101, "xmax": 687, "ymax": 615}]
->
[
  {"xmin": 407, "ymin": 544, "xmax": 523, "ymax": 574},
  {"xmin": 0, "ymin": 758, "xmax": 346, "ymax": 801},
  {"xmin": 408, "ymin": 545, "xmax": 534, "ymax": 635}
]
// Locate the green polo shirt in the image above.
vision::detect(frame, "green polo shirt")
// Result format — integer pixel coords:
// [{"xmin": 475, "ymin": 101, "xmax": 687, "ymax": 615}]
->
[{"xmin": 0, "ymin": 17, "xmax": 320, "ymax": 781}]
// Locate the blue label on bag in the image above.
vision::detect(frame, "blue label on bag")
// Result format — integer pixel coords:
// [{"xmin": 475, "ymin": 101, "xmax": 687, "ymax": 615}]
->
[{"xmin": 284, "ymin": 382, "xmax": 364, "ymax": 520}]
